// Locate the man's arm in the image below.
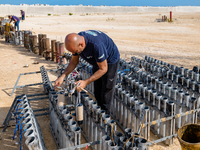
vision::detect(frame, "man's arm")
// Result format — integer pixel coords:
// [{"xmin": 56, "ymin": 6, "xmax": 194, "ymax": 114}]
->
[
  {"xmin": 54, "ymin": 55, "xmax": 79, "ymax": 87},
  {"xmin": 76, "ymin": 59, "xmax": 108, "ymax": 92}
]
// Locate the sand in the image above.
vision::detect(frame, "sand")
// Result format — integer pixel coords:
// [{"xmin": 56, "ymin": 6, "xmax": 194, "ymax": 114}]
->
[{"xmin": 0, "ymin": 12, "xmax": 200, "ymax": 150}]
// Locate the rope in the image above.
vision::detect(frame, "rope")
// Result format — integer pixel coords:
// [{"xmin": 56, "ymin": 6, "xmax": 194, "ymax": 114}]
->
[{"xmin": 110, "ymin": 122, "xmax": 116, "ymax": 146}]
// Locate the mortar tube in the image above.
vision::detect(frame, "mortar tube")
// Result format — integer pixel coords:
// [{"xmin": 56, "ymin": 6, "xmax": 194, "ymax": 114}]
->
[
  {"xmin": 119, "ymin": 136, "xmax": 127, "ymax": 147},
  {"xmin": 71, "ymin": 127, "xmax": 81, "ymax": 148},
  {"xmin": 142, "ymin": 72, "xmax": 147, "ymax": 84},
  {"xmin": 114, "ymin": 131, "xmax": 123, "ymax": 146},
  {"xmin": 83, "ymin": 94, "xmax": 89, "ymax": 108},
  {"xmin": 166, "ymin": 84, "xmax": 172, "ymax": 98},
  {"xmin": 150, "ymin": 91, "xmax": 157, "ymax": 124},
  {"xmin": 112, "ymin": 97, "xmax": 116, "ymax": 117},
  {"xmin": 98, "ymin": 110, "xmax": 106, "ymax": 127},
  {"xmin": 103, "ymin": 114, "xmax": 111, "ymax": 133},
  {"xmin": 136, "ymin": 102, "xmax": 145, "ymax": 132},
  {"xmin": 189, "ymin": 97, "xmax": 197, "ymax": 124},
  {"xmin": 25, "ymin": 136, "xmax": 39, "ymax": 150},
  {"xmin": 102, "ymin": 135, "xmax": 111, "ymax": 150},
  {"xmin": 161, "ymin": 97, "xmax": 168, "ymax": 113},
  {"xmin": 166, "ymin": 101, "xmax": 175, "ymax": 145},
  {"xmin": 134, "ymin": 81, "xmax": 139, "ymax": 96},
  {"xmin": 123, "ymin": 91, "xmax": 129, "ymax": 128},
  {"xmin": 157, "ymin": 67, "xmax": 163, "ymax": 78},
  {"xmin": 108, "ymin": 140, "xmax": 118, "ymax": 150},
  {"xmin": 132, "ymin": 98, "xmax": 139, "ymax": 111},
  {"xmin": 115, "ymin": 85, "xmax": 120, "ymax": 95},
  {"xmin": 89, "ymin": 103, "xmax": 96, "ymax": 142},
  {"xmin": 93, "ymin": 121, "xmax": 98, "ymax": 150},
  {"xmin": 147, "ymin": 88, "xmax": 152, "ymax": 102},
  {"xmin": 68, "ymin": 120, "xmax": 77, "ymax": 131},
  {"xmin": 178, "ymin": 67, "xmax": 184, "ymax": 75},
  {"xmin": 119, "ymin": 89, "xmax": 125, "ymax": 124},
  {"xmin": 161, "ymin": 82, "xmax": 168, "ymax": 95},
  {"xmin": 94, "ymin": 106, "xmax": 101, "ymax": 122},
  {"xmin": 177, "ymin": 90, "xmax": 184, "ymax": 104},
  {"xmin": 160, "ymin": 97, "xmax": 168, "ymax": 139},
  {"xmin": 194, "ymin": 73, "xmax": 200, "ymax": 82},
  {"xmin": 178, "ymin": 75, "xmax": 185, "ymax": 85},
  {"xmin": 125, "ymin": 128, "xmax": 132, "ymax": 139},
  {"xmin": 91, "ymin": 101, "xmax": 97, "ymax": 115},
  {"xmin": 196, "ymin": 82, "xmax": 200, "ymax": 93},
  {"xmin": 126, "ymin": 141, "xmax": 136, "ymax": 150},
  {"xmin": 166, "ymin": 70, "xmax": 171, "ymax": 79},
  {"xmin": 150, "ymin": 90, "xmax": 157, "ymax": 106},
  {"xmin": 183, "ymin": 93, "xmax": 190, "ymax": 107},
  {"xmin": 154, "ymin": 93, "xmax": 162, "ymax": 134},
  {"xmin": 142, "ymin": 85, "xmax": 147, "ymax": 99},
  {"xmin": 176, "ymin": 91, "xmax": 183, "ymax": 128},
  {"xmin": 24, "ymin": 129, "xmax": 36, "ymax": 140},
  {"xmin": 189, "ymin": 70, "xmax": 194, "ymax": 79},
  {"xmin": 156, "ymin": 79, "xmax": 162, "ymax": 92},
  {"xmin": 107, "ymin": 120, "xmax": 116, "ymax": 137},
  {"xmin": 138, "ymin": 138, "xmax": 148, "ymax": 150},
  {"xmin": 171, "ymin": 87, "xmax": 178, "ymax": 100},
  {"xmin": 65, "ymin": 116, "xmax": 73, "ymax": 127},
  {"xmin": 127, "ymin": 95, "xmax": 134, "ymax": 128},
  {"xmin": 153, "ymin": 77, "xmax": 158, "ymax": 90},
  {"xmin": 62, "ymin": 109, "xmax": 70, "ymax": 121},
  {"xmin": 23, "ymin": 123, "xmax": 33, "ymax": 133},
  {"xmin": 115, "ymin": 92, "xmax": 120, "ymax": 121},
  {"xmin": 143, "ymin": 106, "xmax": 150, "ymax": 139},
  {"xmin": 138, "ymin": 83, "xmax": 143, "ymax": 99},
  {"xmin": 190, "ymin": 79, "xmax": 196, "ymax": 91}
]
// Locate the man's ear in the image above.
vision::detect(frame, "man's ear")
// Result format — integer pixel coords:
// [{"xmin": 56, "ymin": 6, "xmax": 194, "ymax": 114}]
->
[{"xmin": 79, "ymin": 42, "xmax": 83, "ymax": 48}]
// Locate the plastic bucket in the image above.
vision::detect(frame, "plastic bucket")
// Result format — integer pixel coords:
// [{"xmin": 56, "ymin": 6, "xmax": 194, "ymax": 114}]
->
[{"xmin": 177, "ymin": 124, "xmax": 200, "ymax": 150}]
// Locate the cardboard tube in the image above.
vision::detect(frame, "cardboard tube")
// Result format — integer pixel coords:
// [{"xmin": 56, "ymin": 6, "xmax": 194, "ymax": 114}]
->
[
  {"xmin": 76, "ymin": 103, "xmax": 83, "ymax": 121},
  {"xmin": 57, "ymin": 92, "xmax": 64, "ymax": 107}
]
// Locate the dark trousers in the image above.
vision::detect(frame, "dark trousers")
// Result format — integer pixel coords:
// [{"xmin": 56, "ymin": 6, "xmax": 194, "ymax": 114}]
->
[{"xmin": 92, "ymin": 59, "xmax": 119, "ymax": 113}]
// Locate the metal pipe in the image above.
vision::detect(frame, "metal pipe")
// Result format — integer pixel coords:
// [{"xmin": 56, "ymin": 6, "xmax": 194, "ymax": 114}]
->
[{"xmin": 102, "ymin": 135, "xmax": 111, "ymax": 150}]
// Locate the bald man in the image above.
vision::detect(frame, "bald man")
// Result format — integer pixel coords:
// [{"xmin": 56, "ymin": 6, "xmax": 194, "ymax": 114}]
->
[{"xmin": 55, "ymin": 30, "xmax": 120, "ymax": 113}]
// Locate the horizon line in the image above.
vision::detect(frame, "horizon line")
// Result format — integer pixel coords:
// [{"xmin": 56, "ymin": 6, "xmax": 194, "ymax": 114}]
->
[{"xmin": 0, "ymin": 4, "xmax": 200, "ymax": 7}]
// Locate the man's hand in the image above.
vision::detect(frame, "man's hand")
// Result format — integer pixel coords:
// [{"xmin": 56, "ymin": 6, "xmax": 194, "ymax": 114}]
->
[
  {"xmin": 54, "ymin": 74, "xmax": 65, "ymax": 89},
  {"xmin": 75, "ymin": 80, "xmax": 88, "ymax": 92}
]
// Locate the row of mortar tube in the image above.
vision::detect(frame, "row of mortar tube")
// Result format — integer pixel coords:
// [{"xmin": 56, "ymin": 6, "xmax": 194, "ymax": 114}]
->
[
  {"xmin": 115, "ymin": 60, "xmax": 199, "ymax": 145},
  {"xmin": 126, "ymin": 55, "xmax": 200, "ymax": 87},
  {"xmin": 70, "ymin": 58, "xmax": 150, "ymax": 148},
  {"xmin": 40, "ymin": 66, "xmax": 54, "ymax": 93},
  {"xmin": 117, "ymin": 57, "xmax": 200, "ymax": 107},
  {"xmin": 145, "ymin": 56, "xmax": 200, "ymax": 83},
  {"xmin": 48, "ymin": 89, "xmax": 82, "ymax": 148},
  {"xmin": 47, "ymin": 65, "xmax": 149, "ymax": 149},
  {"xmin": 80, "ymin": 91, "xmax": 149, "ymax": 150},
  {"xmin": 115, "ymin": 64, "xmax": 198, "ymax": 123},
  {"xmin": 54, "ymin": 54, "xmax": 148, "ymax": 148},
  {"xmin": 12, "ymin": 95, "xmax": 45, "ymax": 150}
]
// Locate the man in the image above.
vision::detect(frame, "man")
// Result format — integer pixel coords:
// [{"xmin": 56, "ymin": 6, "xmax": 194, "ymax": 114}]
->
[
  {"xmin": 55, "ymin": 30, "xmax": 120, "ymax": 113},
  {"xmin": 20, "ymin": 10, "xmax": 25, "ymax": 21},
  {"xmin": 8, "ymin": 15, "xmax": 20, "ymax": 31}
]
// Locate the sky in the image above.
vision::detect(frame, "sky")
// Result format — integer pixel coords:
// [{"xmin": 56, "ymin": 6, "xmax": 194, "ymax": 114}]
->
[{"xmin": 0, "ymin": 0, "xmax": 200, "ymax": 6}]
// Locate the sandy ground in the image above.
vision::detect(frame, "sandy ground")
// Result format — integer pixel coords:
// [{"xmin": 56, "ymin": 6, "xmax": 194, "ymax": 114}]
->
[{"xmin": 0, "ymin": 12, "xmax": 200, "ymax": 150}]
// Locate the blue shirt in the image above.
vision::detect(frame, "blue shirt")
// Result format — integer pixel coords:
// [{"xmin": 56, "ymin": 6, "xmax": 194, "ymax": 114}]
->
[
  {"xmin": 11, "ymin": 16, "xmax": 20, "ymax": 22},
  {"xmin": 21, "ymin": 11, "xmax": 25, "ymax": 16},
  {"xmin": 75, "ymin": 30, "xmax": 120, "ymax": 67}
]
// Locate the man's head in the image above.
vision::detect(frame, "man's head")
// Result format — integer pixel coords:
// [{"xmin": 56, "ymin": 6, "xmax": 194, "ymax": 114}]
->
[
  {"xmin": 20, "ymin": 10, "xmax": 23, "ymax": 12},
  {"xmin": 64, "ymin": 33, "xmax": 85, "ymax": 55},
  {"xmin": 8, "ymin": 15, "xmax": 12, "ymax": 19}
]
